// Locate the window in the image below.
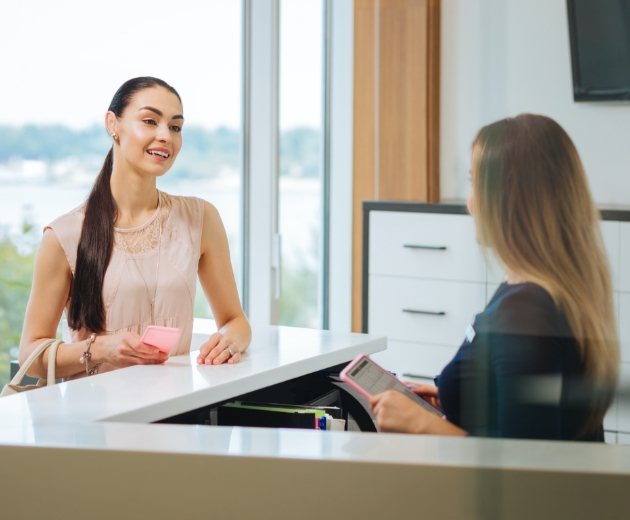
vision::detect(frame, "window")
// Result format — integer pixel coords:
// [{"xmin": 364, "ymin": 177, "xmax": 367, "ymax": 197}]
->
[{"xmin": 278, "ymin": 0, "xmax": 325, "ymax": 328}]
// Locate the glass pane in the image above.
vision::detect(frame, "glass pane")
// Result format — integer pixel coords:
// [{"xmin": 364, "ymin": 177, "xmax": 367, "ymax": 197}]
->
[
  {"xmin": 0, "ymin": 0, "xmax": 242, "ymax": 385},
  {"xmin": 278, "ymin": 0, "xmax": 324, "ymax": 328}
]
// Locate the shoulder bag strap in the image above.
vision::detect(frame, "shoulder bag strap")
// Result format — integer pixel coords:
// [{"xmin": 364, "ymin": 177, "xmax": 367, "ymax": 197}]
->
[
  {"xmin": 9, "ymin": 338, "xmax": 57, "ymax": 387},
  {"xmin": 46, "ymin": 339, "xmax": 63, "ymax": 385}
]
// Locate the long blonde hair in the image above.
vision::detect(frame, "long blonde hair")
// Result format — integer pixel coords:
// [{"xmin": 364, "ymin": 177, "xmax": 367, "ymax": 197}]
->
[{"xmin": 472, "ymin": 114, "xmax": 619, "ymax": 432}]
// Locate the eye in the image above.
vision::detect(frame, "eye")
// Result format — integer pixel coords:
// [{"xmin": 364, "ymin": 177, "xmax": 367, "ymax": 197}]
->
[
  {"xmin": 143, "ymin": 118, "xmax": 157, "ymax": 126},
  {"xmin": 170, "ymin": 125, "xmax": 182, "ymax": 133}
]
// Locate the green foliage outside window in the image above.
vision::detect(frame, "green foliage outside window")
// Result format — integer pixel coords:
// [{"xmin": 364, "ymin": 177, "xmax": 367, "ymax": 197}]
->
[{"xmin": 0, "ymin": 223, "xmax": 37, "ymax": 386}]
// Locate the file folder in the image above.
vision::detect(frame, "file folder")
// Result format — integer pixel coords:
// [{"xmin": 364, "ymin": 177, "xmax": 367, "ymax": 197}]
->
[{"xmin": 217, "ymin": 402, "xmax": 345, "ymax": 430}]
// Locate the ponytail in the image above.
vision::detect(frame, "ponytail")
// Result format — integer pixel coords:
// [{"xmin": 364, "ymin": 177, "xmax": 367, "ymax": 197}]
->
[{"xmin": 68, "ymin": 149, "xmax": 116, "ymax": 332}]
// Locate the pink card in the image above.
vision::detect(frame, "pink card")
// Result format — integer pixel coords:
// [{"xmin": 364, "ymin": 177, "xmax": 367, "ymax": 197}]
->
[{"xmin": 140, "ymin": 325, "xmax": 182, "ymax": 354}]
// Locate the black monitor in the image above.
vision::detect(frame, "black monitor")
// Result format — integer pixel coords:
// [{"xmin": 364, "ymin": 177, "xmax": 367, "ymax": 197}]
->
[{"xmin": 567, "ymin": 0, "xmax": 630, "ymax": 101}]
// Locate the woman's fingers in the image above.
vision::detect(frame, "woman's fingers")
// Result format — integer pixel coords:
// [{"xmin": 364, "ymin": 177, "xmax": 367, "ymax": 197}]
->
[
  {"xmin": 370, "ymin": 390, "xmax": 430, "ymax": 433},
  {"xmin": 227, "ymin": 351, "xmax": 242, "ymax": 364},
  {"xmin": 197, "ymin": 333, "xmax": 222, "ymax": 364},
  {"xmin": 405, "ymin": 382, "xmax": 438, "ymax": 397},
  {"xmin": 203, "ymin": 335, "xmax": 229, "ymax": 364},
  {"xmin": 209, "ymin": 337, "xmax": 238, "ymax": 365},
  {"xmin": 123, "ymin": 333, "xmax": 168, "ymax": 364},
  {"xmin": 120, "ymin": 349, "xmax": 162, "ymax": 365},
  {"xmin": 369, "ymin": 393, "xmax": 384, "ymax": 414},
  {"xmin": 196, "ymin": 332, "xmax": 245, "ymax": 366},
  {"xmin": 196, "ymin": 334, "xmax": 243, "ymax": 365},
  {"xmin": 97, "ymin": 331, "xmax": 168, "ymax": 368}
]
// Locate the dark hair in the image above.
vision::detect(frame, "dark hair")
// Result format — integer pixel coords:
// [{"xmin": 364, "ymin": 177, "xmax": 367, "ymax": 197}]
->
[{"xmin": 68, "ymin": 77, "xmax": 181, "ymax": 332}]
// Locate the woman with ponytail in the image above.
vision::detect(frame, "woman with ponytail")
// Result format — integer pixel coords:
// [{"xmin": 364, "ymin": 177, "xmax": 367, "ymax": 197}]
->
[
  {"xmin": 19, "ymin": 77, "xmax": 250, "ymax": 378},
  {"xmin": 370, "ymin": 114, "xmax": 619, "ymax": 441}
]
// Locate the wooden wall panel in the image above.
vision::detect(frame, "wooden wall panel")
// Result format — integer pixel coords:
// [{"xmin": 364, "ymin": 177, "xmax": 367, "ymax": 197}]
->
[
  {"xmin": 352, "ymin": 0, "xmax": 441, "ymax": 332},
  {"xmin": 427, "ymin": 0, "xmax": 441, "ymax": 202},
  {"xmin": 379, "ymin": 0, "xmax": 428, "ymax": 200}
]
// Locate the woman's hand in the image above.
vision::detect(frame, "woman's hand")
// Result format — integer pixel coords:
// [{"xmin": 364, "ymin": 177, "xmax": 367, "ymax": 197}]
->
[
  {"xmin": 94, "ymin": 331, "xmax": 169, "ymax": 368},
  {"xmin": 370, "ymin": 390, "xmax": 435, "ymax": 434},
  {"xmin": 197, "ymin": 331, "xmax": 244, "ymax": 365},
  {"xmin": 370, "ymin": 390, "xmax": 467, "ymax": 436},
  {"xmin": 403, "ymin": 382, "xmax": 443, "ymax": 412}
]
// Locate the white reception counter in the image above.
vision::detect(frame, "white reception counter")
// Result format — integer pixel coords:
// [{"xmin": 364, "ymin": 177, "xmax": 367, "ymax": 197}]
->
[{"xmin": 1, "ymin": 324, "xmax": 629, "ymax": 519}]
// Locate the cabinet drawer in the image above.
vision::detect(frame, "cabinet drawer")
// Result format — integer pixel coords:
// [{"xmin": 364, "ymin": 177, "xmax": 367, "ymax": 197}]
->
[
  {"xmin": 616, "ymin": 364, "xmax": 630, "ymax": 434},
  {"xmin": 618, "ymin": 222, "xmax": 630, "ymax": 292},
  {"xmin": 368, "ymin": 276, "xmax": 485, "ymax": 345},
  {"xmin": 617, "ymin": 293, "xmax": 630, "ymax": 362},
  {"xmin": 371, "ymin": 340, "xmax": 458, "ymax": 380},
  {"xmin": 369, "ymin": 211, "xmax": 485, "ymax": 282},
  {"xmin": 618, "ymin": 433, "xmax": 630, "ymax": 445},
  {"xmin": 605, "ymin": 393, "xmax": 618, "ymax": 434},
  {"xmin": 601, "ymin": 221, "xmax": 619, "ymax": 291},
  {"xmin": 604, "ymin": 431, "xmax": 617, "ymax": 444}
]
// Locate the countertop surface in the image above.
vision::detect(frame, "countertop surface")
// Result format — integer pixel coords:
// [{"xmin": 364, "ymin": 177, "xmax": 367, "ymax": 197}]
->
[
  {"xmin": 1, "ymin": 323, "xmax": 630, "ymax": 476},
  {"xmin": 0, "ymin": 324, "xmax": 386, "ymax": 426}
]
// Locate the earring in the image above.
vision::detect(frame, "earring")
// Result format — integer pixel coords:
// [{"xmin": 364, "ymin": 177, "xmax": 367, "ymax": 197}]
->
[{"xmin": 111, "ymin": 133, "xmax": 117, "ymax": 140}]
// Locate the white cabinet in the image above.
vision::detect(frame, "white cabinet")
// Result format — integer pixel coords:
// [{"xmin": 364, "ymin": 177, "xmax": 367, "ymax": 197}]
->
[
  {"xmin": 363, "ymin": 203, "xmax": 630, "ymax": 443},
  {"xmin": 366, "ymin": 210, "xmax": 484, "ymax": 378}
]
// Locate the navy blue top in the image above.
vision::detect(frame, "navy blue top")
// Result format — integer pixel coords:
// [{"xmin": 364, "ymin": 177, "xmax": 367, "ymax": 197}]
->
[{"xmin": 437, "ymin": 282, "xmax": 604, "ymax": 441}]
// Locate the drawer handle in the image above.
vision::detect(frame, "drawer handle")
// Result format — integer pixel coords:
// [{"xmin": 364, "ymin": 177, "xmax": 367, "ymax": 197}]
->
[
  {"xmin": 402, "ymin": 308, "xmax": 446, "ymax": 316},
  {"xmin": 403, "ymin": 244, "xmax": 447, "ymax": 251}
]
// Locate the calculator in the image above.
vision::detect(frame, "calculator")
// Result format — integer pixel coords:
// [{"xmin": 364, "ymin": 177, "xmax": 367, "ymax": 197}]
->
[{"xmin": 340, "ymin": 354, "xmax": 444, "ymax": 417}]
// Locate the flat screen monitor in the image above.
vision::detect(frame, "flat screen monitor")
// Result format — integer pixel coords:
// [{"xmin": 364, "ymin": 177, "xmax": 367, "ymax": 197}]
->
[{"xmin": 567, "ymin": 0, "xmax": 630, "ymax": 101}]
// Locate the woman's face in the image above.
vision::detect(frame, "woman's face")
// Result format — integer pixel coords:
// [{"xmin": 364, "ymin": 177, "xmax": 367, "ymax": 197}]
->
[{"xmin": 109, "ymin": 86, "xmax": 184, "ymax": 178}]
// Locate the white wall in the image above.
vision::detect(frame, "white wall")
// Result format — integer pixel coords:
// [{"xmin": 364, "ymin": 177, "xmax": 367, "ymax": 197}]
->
[{"xmin": 440, "ymin": 0, "xmax": 630, "ymax": 205}]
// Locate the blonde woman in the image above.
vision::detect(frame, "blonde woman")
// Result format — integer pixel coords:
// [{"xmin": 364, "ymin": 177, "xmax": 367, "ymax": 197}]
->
[{"xmin": 371, "ymin": 114, "xmax": 619, "ymax": 441}]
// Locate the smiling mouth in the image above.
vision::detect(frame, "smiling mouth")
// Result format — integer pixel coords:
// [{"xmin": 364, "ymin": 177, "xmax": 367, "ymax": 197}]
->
[{"xmin": 147, "ymin": 150, "xmax": 170, "ymax": 159}]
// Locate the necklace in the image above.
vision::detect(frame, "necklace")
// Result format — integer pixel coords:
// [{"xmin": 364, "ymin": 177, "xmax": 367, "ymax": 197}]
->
[{"xmin": 123, "ymin": 191, "xmax": 163, "ymax": 324}]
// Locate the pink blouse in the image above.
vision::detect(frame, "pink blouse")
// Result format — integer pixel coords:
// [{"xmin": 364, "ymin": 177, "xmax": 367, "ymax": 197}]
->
[{"xmin": 47, "ymin": 192, "xmax": 204, "ymax": 355}]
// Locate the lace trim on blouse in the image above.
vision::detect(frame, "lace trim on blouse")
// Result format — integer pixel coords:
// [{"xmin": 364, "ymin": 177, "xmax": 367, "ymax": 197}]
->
[{"xmin": 113, "ymin": 191, "xmax": 171, "ymax": 255}]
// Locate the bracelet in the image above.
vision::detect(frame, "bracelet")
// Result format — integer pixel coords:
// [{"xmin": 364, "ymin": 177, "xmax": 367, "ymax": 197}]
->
[{"xmin": 79, "ymin": 333, "xmax": 98, "ymax": 375}]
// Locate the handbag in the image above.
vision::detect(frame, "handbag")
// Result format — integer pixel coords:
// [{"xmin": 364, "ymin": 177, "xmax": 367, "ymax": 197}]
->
[{"xmin": 1, "ymin": 338, "xmax": 63, "ymax": 397}]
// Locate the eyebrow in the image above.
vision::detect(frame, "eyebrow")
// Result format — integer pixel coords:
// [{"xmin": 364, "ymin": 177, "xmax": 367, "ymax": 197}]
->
[{"xmin": 138, "ymin": 106, "xmax": 184, "ymax": 120}]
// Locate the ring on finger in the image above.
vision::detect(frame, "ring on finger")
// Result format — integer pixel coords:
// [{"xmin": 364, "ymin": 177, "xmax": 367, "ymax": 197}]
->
[{"xmin": 227, "ymin": 347, "xmax": 237, "ymax": 357}]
